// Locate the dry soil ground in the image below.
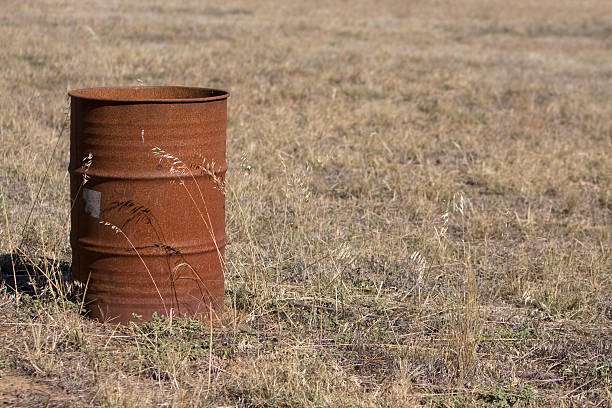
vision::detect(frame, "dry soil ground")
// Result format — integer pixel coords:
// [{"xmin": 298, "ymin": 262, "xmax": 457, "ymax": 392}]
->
[{"xmin": 0, "ymin": 0, "xmax": 611, "ymax": 406}]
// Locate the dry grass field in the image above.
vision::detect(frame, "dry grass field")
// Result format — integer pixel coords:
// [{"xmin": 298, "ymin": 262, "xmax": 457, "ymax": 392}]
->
[{"xmin": 1, "ymin": 0, "xmax": 611, "ymax": 406}]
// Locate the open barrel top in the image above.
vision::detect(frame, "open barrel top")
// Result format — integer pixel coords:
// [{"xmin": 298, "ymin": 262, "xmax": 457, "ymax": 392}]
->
[{"xmin": 69, "ymin": 86, "xmax": 229, "ymax": 103}]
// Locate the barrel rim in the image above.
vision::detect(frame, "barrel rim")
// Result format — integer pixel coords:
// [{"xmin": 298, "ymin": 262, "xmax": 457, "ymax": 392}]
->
[{"xmin": 68, "ymin": 86, "xmax": 230, "ymax": 103}]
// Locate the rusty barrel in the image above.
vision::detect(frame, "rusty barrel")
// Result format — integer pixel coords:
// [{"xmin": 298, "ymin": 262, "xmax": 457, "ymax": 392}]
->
[{"xmin": 68, "ymin": 86, "xmax": 228, "ymax": 323}]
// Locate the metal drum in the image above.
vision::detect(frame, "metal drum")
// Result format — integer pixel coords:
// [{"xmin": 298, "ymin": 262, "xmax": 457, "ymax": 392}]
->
[{"xmin": 68, "ymin": 86, "xmax": 228, "ymax": 323}]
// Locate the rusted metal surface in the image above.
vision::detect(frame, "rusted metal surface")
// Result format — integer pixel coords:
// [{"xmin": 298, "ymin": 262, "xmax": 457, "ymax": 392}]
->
[{"xmin": 68, "ymin": 86, "xmax": 229, "ymax": 323}]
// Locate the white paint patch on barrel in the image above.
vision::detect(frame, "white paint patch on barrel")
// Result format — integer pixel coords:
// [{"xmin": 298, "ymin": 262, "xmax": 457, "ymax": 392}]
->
[{"xmin": 83, "ymin": 188, "xmax": 101, "ymax": 218}]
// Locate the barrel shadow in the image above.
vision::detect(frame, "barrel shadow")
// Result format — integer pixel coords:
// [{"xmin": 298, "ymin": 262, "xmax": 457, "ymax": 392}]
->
[{"xmin": 0, "ymin": 253, "xmax": 72, "ymax": 296}]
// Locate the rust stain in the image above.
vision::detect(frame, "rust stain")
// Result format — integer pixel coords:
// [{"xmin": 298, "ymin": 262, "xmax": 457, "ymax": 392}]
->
[{"xmin": 68, "ymin": 86, "xmax": 229, "ymax": 323}]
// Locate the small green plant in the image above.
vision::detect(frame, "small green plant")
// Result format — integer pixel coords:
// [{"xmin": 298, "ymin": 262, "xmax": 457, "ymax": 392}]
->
[
  {"xmin": 126, "ymin": 314, "xmax": 210, "ymax": 387},
  {"xmin": 426, "ymin": 383, "xmax": 535, "ymax": 408},
  {"xmin": 475, "ymin": 382, "xmax": 534, "ymax": 407}
]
